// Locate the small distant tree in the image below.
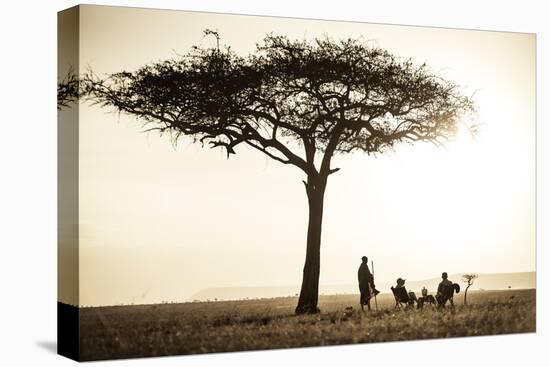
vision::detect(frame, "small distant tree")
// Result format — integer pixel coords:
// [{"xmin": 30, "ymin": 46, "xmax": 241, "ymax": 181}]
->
[
  {"xmin": 461, "ymin": 274, "xmax": 479, "ymax": 305},
  {"xmin": 65, "ymin": 32, "xmax": 476, "ymax": 314}
]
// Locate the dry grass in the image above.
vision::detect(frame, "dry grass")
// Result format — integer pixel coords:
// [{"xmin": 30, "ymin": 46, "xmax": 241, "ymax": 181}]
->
[{"xmin": 79, "ymin": 289, "xmax": 535, "ymax": 361}]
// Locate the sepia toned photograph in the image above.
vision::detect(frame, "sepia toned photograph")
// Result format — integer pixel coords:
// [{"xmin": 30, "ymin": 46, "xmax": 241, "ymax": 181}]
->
[{"xmin": 57, "ymin": 4, "xmax": 536, "ymax": 361}]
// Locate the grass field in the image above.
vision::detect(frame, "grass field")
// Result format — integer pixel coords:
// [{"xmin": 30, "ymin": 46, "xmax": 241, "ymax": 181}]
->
[{"xmin": 78, "ymin": 289, "xmax": 535, "ymax": 361}]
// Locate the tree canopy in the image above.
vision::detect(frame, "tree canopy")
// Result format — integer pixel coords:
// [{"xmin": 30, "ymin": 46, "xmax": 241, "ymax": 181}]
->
[
  {"xmin": 58, "ymin": 69, "xmax": 79, "ymax": 110},
  {"xmin": 462, "ymin": 274, "xmax": 479, "ymax": 284},
  {"xmin": 80, "ymin": 33, "xmax": 476, "ymax": 178}
]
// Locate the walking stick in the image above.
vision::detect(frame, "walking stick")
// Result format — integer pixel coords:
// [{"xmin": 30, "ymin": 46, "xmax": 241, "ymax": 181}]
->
[{"xmin": 372, "ymin": 260, "xmax": 379, "ymax": 310}]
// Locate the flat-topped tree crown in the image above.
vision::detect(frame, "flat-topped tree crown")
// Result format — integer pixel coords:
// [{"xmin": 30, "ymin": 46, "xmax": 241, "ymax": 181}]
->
[
  {"xmin": 77, "ymin": 32, "xmax": 476, "ymax": 314},
  {"xmin": 82, "ymin": 34, "xmax": 475, "ymax": 176}
]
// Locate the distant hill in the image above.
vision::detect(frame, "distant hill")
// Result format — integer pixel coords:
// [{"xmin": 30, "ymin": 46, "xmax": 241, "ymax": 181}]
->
[{"xmin": 188, "ymin": 271, "xmax": 535, "ymax": 302}]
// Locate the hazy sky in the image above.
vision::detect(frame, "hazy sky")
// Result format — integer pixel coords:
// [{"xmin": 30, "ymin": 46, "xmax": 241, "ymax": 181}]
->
[{"xmin": 69, "ymin": 5, "xmax": 535, "ymax": 306}]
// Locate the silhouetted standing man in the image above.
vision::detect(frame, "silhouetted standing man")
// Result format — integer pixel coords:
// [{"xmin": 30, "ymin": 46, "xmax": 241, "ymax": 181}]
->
[{"xmin": 358, "ymin": 256, "xmax": 377, "ymax": 311}]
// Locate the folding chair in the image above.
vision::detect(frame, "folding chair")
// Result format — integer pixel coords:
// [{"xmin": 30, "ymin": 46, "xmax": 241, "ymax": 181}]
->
[
  {"xmin": 391, "ymin": 286, "xmax": 416, "ymax": 309},
  {"xmin": 436, "ymin": 283, "xmax": 460, "ymax": 308}
]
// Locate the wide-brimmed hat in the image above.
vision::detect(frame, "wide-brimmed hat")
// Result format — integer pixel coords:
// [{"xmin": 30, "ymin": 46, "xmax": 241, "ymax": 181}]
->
[{"xmin": 396, "ymin": 277, "xmax": 406, "ymax": 285}]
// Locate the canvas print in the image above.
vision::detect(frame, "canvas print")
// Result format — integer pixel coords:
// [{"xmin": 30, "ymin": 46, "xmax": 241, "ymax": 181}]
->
[{"xmin": 57, "ymin": 5, "xmax": 536, "ymax": 361}]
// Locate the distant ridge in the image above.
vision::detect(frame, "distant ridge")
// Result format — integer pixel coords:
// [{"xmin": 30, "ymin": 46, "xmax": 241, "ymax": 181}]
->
[{"xmin": 188, "ymin": 271, "xmax": 535, "ymax": 302}]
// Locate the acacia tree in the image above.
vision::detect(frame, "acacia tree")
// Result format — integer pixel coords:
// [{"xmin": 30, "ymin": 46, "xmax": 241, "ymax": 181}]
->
[
  {"xmin": 58, "ymin": 69, "xmax": 79, "ymax": 110},
  {"xmin": 461, "ymin": 274, "xmax": 479, "ymax": 305},
  {"xmin": 76, "ymin": 33, "xmax": 476, "ymax": 314}
]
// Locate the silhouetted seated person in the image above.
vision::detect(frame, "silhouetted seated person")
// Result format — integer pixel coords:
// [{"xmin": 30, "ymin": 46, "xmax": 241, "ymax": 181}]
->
[
  {"xmin": 390, "ymin": 278, "xmax": 417, "ymax": 308},
  {"xmin": 436, "ymin": 272, "xmax": 460, "ymax": 308},
  {"xmin": 358, "ymin": 256, "xmax": 380, "ymax": 312},
  {"xmin": 417, "ymin": 286, "xmax": 436, "ymax": 309}
]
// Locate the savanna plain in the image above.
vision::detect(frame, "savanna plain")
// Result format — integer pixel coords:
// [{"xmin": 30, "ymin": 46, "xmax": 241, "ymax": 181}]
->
[{"xmin": 78, "ymin": 289, "xmax": 535, "ymax": 360}]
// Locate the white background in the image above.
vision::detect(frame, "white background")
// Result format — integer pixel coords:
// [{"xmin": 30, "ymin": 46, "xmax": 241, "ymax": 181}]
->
[{"xmin": 0, "ymin": 0, "xmax": 546, "ymax": 366}]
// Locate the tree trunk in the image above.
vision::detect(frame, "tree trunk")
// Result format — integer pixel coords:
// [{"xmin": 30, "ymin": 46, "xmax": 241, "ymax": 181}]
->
[
  {"xmin": 295, "ymin": 174, "xmax": 327, "ymax": 314},
  {"xmin": 464, "ymin": 285, "xmax": 470, "ymax": 305}
]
